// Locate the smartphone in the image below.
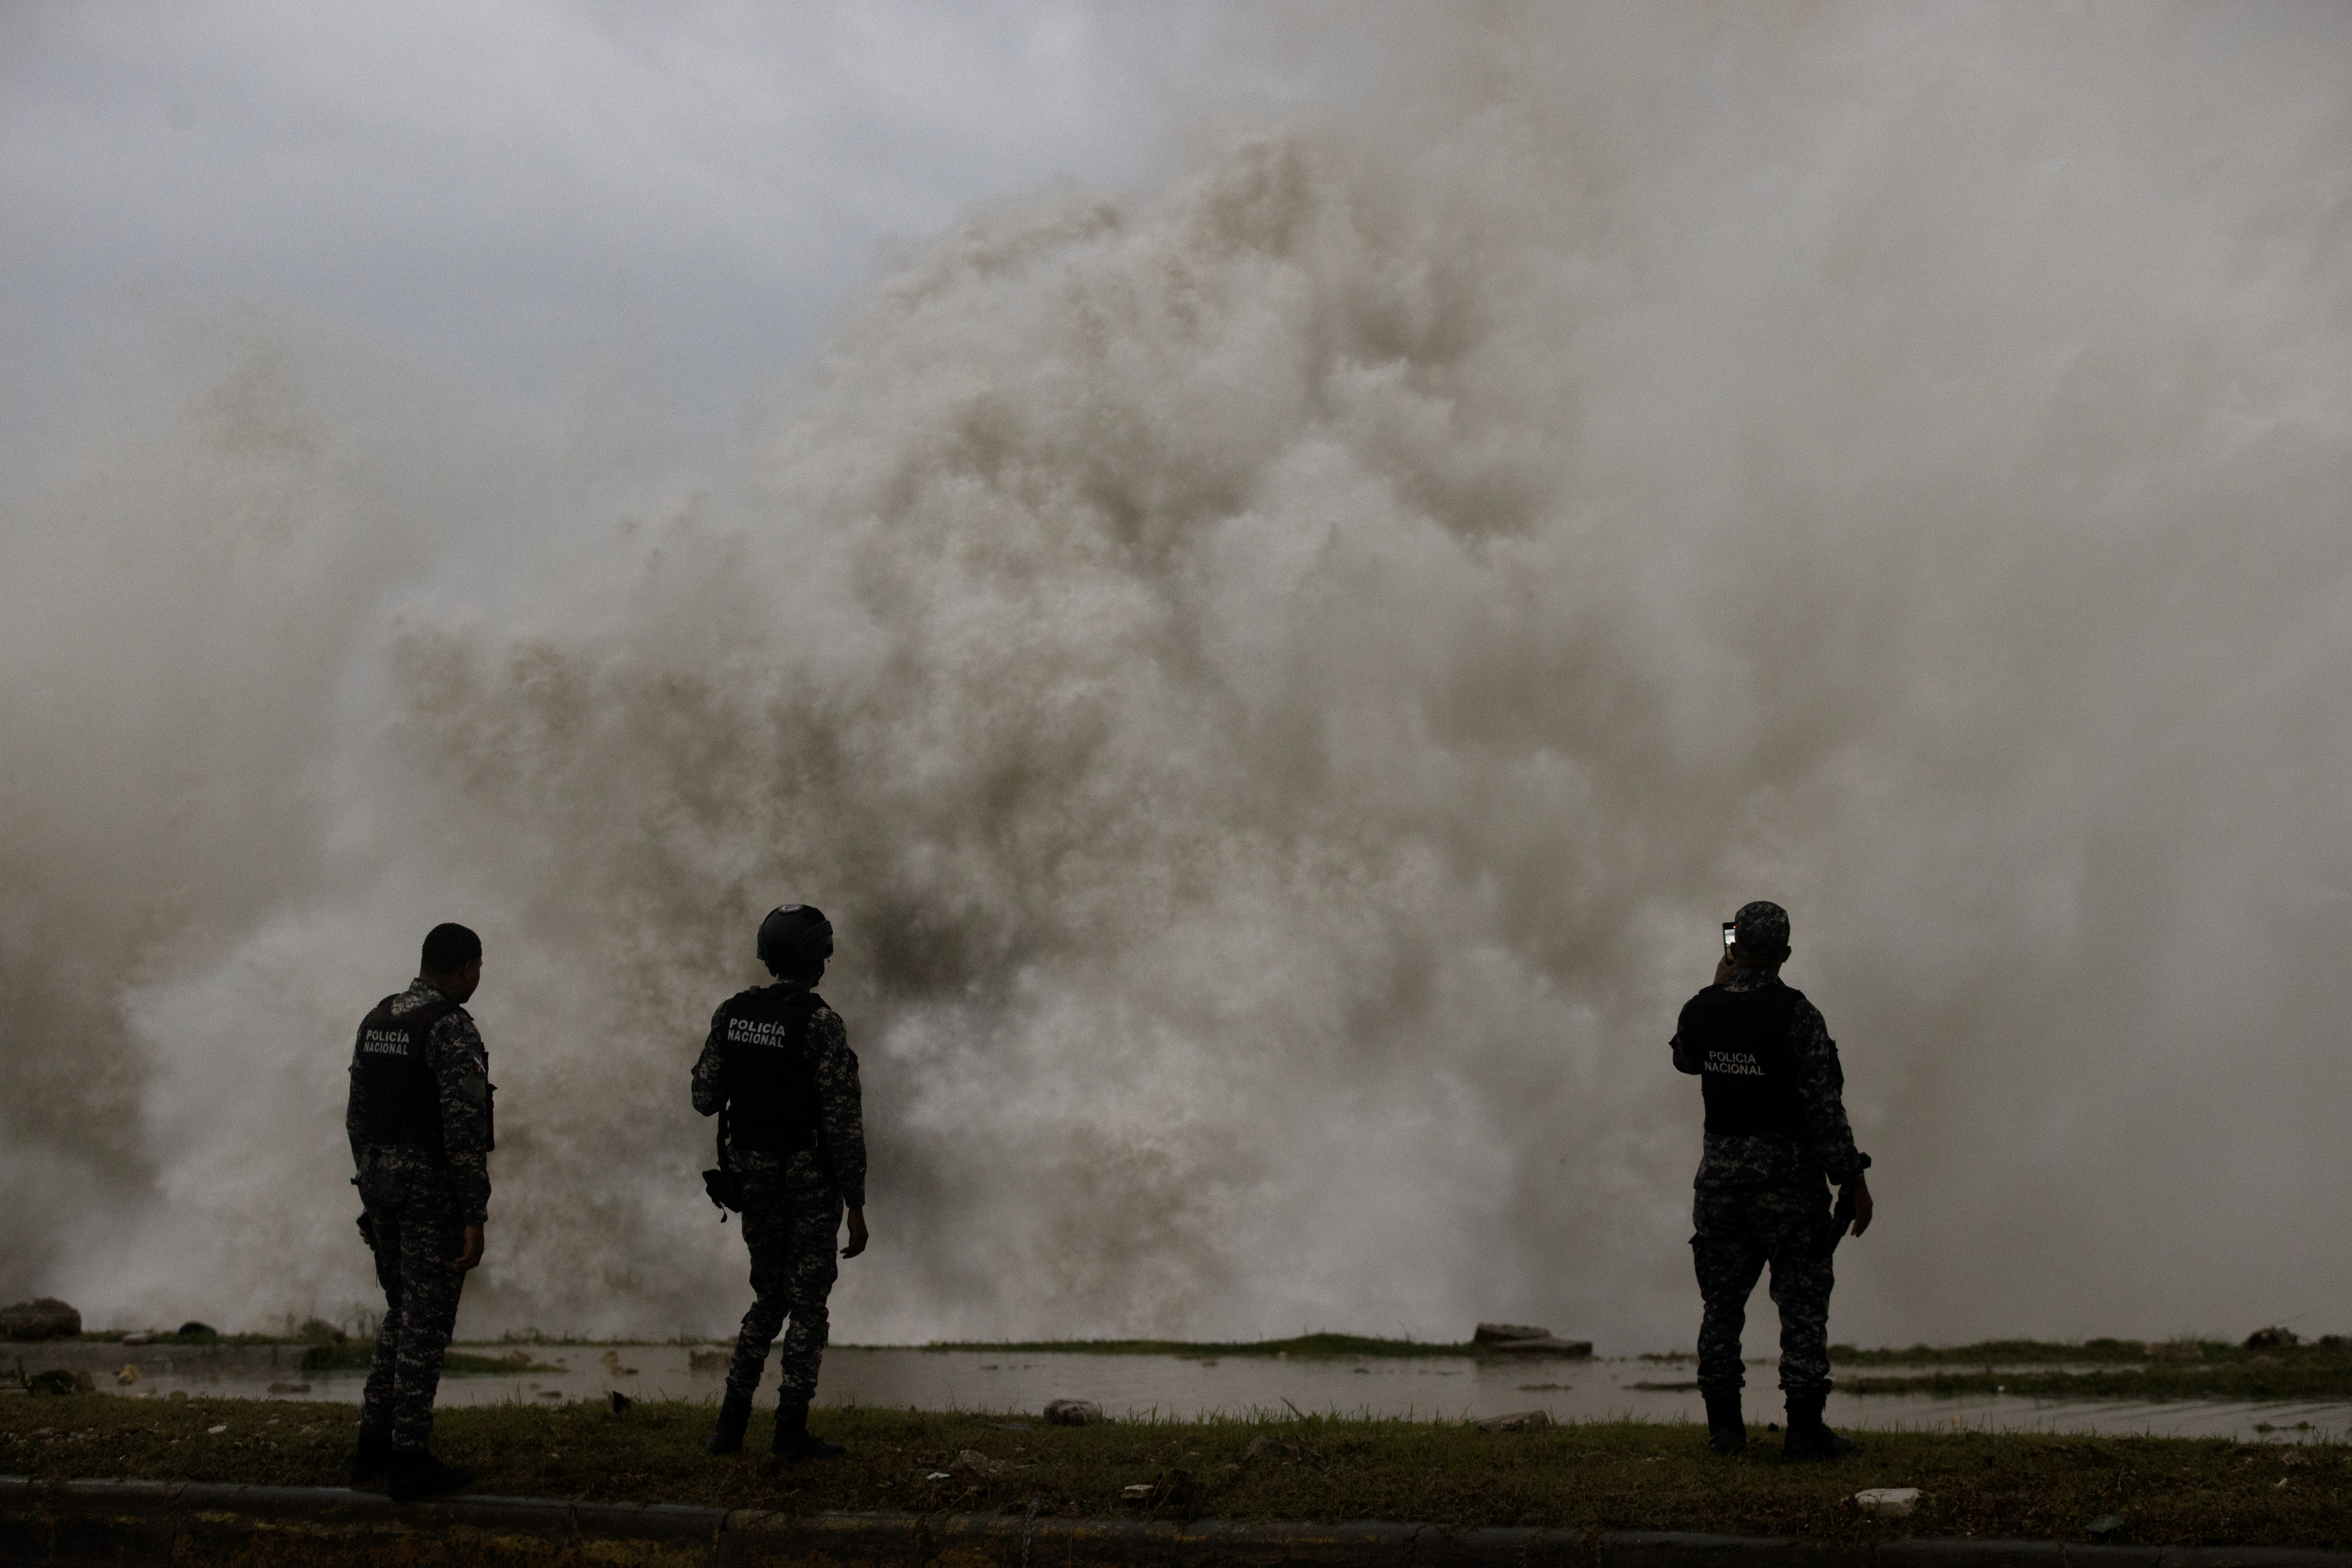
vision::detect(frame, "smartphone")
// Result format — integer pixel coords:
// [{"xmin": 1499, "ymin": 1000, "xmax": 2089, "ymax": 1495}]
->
[{"xmin": 1721, "ymin": 922, "xmax": 1737, "ymax": 954}]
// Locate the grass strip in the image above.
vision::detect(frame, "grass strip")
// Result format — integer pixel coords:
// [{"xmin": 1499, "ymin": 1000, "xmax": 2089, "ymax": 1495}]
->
[
  {"xmin": 1825, "ymin": 1339, "xmax": 2179, "ymax": 1366},
  {"xmin": 1825, "ymin": 1338, "xmax": 2352, "ymax": 1368},
  {"xmin": 3, "ymin": 1393, "xmax": 2348, "ymax": 1548},
  {"xmin": 290, "ymin": 1344, "xmax": 565, "ymax": 1376},
  {"xmin": 1818, "ymin": 1339, "xmax": 2352, "ymax": 1400},
  {"xmin": 44, "ymin": 1331, "xmax": 307, "ymax": 1348},
  {"xmin": 1841, "ymin": 1366, "xmax": 2352, "ymax": 1401},
  {"xmin": 28, "ymin": 1331, "xmax": 2341, "ymax": 1363},
  {"xmin": 907, "ymin": 1334, "xmax": 1518, "ymax": 1360}
]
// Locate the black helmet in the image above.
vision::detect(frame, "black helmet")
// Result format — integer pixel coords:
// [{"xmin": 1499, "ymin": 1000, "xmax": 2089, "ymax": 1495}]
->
[{"xmin": 756, "ymin": 904, "xmax": 834, "ymax": 978}]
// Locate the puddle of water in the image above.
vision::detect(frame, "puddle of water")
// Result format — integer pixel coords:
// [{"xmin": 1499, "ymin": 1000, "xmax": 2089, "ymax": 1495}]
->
[{"xmin": 24, "ymin": 1343, "xmax": 2347, "ymax": 1443}]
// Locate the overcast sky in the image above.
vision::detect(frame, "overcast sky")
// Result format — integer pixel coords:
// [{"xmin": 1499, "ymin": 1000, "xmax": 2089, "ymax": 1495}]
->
[{"xmin": 0, "ymin": 1, "xmax": 1337, "ymax": 456}]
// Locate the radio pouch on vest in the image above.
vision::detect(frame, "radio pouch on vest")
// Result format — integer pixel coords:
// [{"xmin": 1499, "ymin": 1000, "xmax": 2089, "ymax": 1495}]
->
[{"xmin": 702, "ymin": 1105, "xmax": 743, "ymax": 1219}]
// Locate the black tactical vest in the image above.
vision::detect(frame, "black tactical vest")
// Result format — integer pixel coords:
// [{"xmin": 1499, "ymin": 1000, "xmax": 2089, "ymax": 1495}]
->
[
  {"xmin": 348, "ymin": 993, "xmax": 462, "ymax": 1159},
  {"xmin": 716, "ymin": 985, "xmax": 825, "ymax": 1156},
  {"xmin": 1680, "ymin": 984, "xmax": 1807, "ymax": 1139}
]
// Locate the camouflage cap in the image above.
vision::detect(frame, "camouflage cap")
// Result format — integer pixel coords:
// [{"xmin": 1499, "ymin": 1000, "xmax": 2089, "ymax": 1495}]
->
[{"xmin": 1732, "ymin": 900, "xmax": 1790, "ymax": 951}]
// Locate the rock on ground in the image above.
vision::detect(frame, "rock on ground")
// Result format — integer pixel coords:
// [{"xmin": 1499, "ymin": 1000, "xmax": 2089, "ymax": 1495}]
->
[
  {"xmin": 25, "ymin": 1369, "xmax": 93, "ymax": 1394},
  {"xmin": 1043, "ymin": 1398, "xmax": 1103, "ymax": 1425},
  {"xmin": 0, "ymin": 1298, "xmax": 80, "ymax": 1340},
  {"xmin": 1472, "ymin": 1322, "xmax": 1593, "ymax": 1356},
  {"xmin": 1474, "ymin": 1322, "xmax": 1553, "ymax": 1344}
]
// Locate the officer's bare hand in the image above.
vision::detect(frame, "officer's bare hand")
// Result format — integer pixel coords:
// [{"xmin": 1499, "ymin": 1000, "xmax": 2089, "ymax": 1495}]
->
[
  {"xmin": 1843, "ymin": 1177, "xmax": 1873, "ymax": 1238},
  {"xmin": 841, "ymin": 1207, "xmax": 869, "ymax": 1259},
  {"xmin": 1713, "ymin": 954, "xmax": 1735, "ymax": 987},
  {"xmin": 451, "ymin": 1224, "xmax": 485, "ymax": 1272}
]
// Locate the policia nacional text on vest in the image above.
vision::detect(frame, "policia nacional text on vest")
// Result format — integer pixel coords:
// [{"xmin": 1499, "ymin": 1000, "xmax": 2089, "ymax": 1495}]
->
[
  {"xmin": 1679, "ymin": 985, "xmax": 1806, "ymax": 1140},
  {"xmin": 702, "ymin": 985, "xmax": 825, "ymax": 1213},
  {"xmin": 350, "ymin": 995, "xmax": 495, "ymax": 1158}
]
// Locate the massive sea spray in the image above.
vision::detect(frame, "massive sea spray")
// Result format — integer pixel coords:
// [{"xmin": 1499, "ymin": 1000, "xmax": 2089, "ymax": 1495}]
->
[{"xmin": 5, "ymin": 6, "xmax": 2350, "ymax": 1350}]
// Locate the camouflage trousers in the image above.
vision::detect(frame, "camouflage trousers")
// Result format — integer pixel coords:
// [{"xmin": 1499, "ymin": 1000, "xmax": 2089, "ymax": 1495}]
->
[
  {"xmin": 356, "ymin": 1148, "xmax": 470, "ymax": 1451},
  {"xmin": 1691, "ymin": 1182, "xmax": 1836, "ymax": 1400},
  {"xmin": 724, "ymin": 1167, "xmax": 842, "ymax": 1403}
]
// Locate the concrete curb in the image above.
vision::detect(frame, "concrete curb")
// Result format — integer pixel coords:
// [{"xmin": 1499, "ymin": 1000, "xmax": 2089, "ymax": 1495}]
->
[{"xmin": 3, "ymin": 1476, "xmax": 2347, "ymax": 1568}]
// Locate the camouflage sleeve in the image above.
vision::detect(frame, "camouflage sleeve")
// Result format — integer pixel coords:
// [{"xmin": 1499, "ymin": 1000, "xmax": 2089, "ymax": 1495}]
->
[
  {"xmin": 690, "ymin": 1006, "xmax": 728, "ymax": 1118},
  {"xmin": 345, "ymin": 1026, "xmax": 371, "ymax": 1169},
  {"xmin": 1789, "ymin": 999, "xmax": 1870, "ymax": 1185},
  {"xmin": 432, "ymin": 1009, "xmax": 494, "ymax": 1226},
  {"xmin": 808, "ymin": 1007, "xmax": 866, "ymax": 1209},
  {"xmin": 1670, "ymin": 994, "xmax": 1703, "ymax": 1074}
]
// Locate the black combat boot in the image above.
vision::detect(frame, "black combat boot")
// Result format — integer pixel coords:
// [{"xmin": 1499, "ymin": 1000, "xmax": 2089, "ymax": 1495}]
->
[
  {"xmin": 386, "ymin": 1448, "xmax": 476, "ymax": 1502},
  {"xmin": 1702, "ymin": 1392, "xmax": 1747, "ymax": 1455},
  {"xmin": 706, "ymin": 1387, "xmax": 754, "ymax": 1455},
  {"xmin": 772, "ymin": 1395, "xmax": 845, "ymax": 1459},
  {"xmin": 1781, "ymin": 1393, "xmax": 1855, "ymax": 1460},
  {"xmin": 349, "ymin": 1421, "xmax": 393, "ymax": 1484}
]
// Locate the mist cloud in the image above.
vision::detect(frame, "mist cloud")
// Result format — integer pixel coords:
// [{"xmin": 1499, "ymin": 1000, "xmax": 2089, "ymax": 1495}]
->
[{"xmin": 5, "ymin": 4, "xmax": 2351, "ymax": 1353}]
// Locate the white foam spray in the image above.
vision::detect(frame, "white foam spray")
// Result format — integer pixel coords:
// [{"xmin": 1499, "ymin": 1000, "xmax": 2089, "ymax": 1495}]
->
[{"xmin": 5, "ymin": 5, "xmax": 2351, "ymax": 1350}]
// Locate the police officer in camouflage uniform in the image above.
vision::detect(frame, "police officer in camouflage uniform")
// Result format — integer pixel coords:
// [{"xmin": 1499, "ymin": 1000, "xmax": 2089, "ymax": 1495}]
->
[
  {"xmin": 693, "ymin": 904, "xmax": 868, "ymax": 1459},
  {"xmin": 346, "ymin": 922, "xmax": 494, "ymax": 1501},
  {"xmin": 1671, "ymin": 900, "xmax": 1873, "ymax": 1460}
]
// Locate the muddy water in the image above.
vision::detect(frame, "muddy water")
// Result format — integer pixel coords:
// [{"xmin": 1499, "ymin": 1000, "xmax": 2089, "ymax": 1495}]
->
[{"xmin": 21, "ymin": 1343, "xmax": 2348, "ymax": 1444}]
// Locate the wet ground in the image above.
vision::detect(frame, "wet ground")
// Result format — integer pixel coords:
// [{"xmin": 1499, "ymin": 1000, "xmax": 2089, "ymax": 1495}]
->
[{"xmin": 16, "ymin": 1341, "xmax": 2348, "ymax": 1444}]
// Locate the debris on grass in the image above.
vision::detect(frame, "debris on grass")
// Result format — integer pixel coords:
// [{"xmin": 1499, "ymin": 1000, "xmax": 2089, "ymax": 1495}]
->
[{"xmin": 1476, "ymin": 1410, "xmax": 1552, "ymax": 1432}]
